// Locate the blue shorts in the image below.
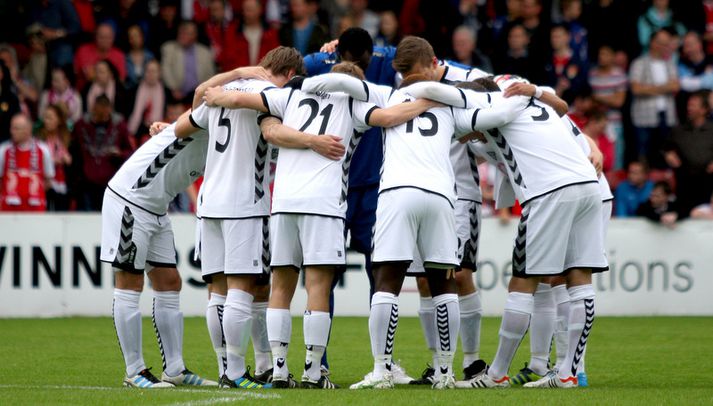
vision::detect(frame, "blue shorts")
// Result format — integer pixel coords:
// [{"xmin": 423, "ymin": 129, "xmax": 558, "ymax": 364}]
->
[{"xmin": 345, "ymin": 185, "xmax": 378, "ymax": 254}]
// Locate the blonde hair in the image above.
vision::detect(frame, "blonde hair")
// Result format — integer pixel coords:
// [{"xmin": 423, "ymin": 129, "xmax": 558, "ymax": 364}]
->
[{"xmin": 330, "ymin": 62, "xmax": 366, "ymax": 80}]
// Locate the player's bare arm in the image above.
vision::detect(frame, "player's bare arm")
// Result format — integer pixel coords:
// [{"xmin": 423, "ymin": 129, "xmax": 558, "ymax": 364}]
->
[
  {"xmin": 368, "ymin": 98, "xmax": 442, "ymax": 128},
  {"xmin": 584, "ymin": 133, "xmax": 604, "ymax": 176},
  {"xmin": 149, "ymin": 121, "xmax": 171, "ymax": 136},
  {"xmin": 503, "ymin": 82, "xmax": 569, "ymax": 117},
  {"xmin": 172, "ymin": 110, "xmax": 198, "ymax": 138},
  {"xmin": 259, "ymin": 116, "xmax": 346, "ymax": 160},
  {"xmin": 192, "ymin": 66, "xmax": 271, "ymax": 109},
  {"xmin": 203, "ymin": 86, "xmax": 269, "ymax": 112}
]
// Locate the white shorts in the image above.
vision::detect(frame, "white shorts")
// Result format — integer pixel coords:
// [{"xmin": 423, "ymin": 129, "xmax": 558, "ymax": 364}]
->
[
  {"xmin": 373, "ymin": 188, "xmax": 459, "ymax": 268},
  {"xmin": 513, "ymin": 182, "xmax": 608, "ymax": 277},
  {"xmin": 407, "ymin": 199, "xmax": 481, "ymax": 275},
  {"xmin": 270, "ymin": 213, "xmax": 346, "ymax": 268},
  {"xmin": 200, "ymin": 217, "xmax": 270, "ymax": 278},
  {"xmin": 100, "ymin": 190, "xmax": 176, "ymax": 273}
]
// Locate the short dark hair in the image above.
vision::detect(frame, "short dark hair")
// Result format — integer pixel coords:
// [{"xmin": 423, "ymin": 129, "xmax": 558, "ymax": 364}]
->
[
  {"xmin": 337, "ymin": 28, "xmax": 373, "ymax": 71},
  {"xmin": 689, "ymin": 90, "xmax": 711, "ymax": 111},
  {"xmin": 653, "ymin": 180, "xmax": 672, "ymax": 195},
  {"xmin": 456, "ymin": 76, "xmax": 500, "ymax": 92},
  {"xmin": 393, "ymin": 36, "xmax": 434, "ymax": 75},
  {"xmin": 94, "ymin": 94, "xmax": 113, "ymax": 107}
]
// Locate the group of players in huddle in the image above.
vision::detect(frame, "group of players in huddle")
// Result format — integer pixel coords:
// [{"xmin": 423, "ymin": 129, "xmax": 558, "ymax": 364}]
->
[{"xmin": 100, "ymin": 27, "xmax": 611, "ymax": 390}]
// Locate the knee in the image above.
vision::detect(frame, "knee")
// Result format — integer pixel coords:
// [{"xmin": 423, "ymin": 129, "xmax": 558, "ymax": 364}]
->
[
  {"xmin": 455, "ymin": 270, "xmax": 475, "ymax": 295},
  {"xmin": 115, "ymin": 271, "xmax": 144, "ymax": 292},
  {"xmin": 416, "ymin": 277, "xmax": 431, "ymax": 296},
  {"xmin": 254, "ymin": 283, "xmax": 270, "ymax": 302},
  {"xmin": 151, "ymin": 268, "xmax": 182, "ymax": 292}
]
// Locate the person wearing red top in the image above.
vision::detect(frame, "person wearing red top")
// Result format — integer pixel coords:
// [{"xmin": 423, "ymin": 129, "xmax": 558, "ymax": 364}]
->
[
  {"xmin": 583, "ymin": 110, "xmax": 614, "ymax": 173},
  {"xmin": 71, "ymin": 95, "xmax": 133, "ymax": 211},
  {"xmin": 73, "ymin": 23, "xmax": 127, "ymax": 90},
  {"xmin": 204, "ymin": 0, "xmax": 242, "ymax": 72},
  {"xmin": 234, "ymin": 0, "xmax": 280, "ymax": 68},
  {"xmin": 0, "ymin": 113, "xmax": 54, "ymax": 211}
]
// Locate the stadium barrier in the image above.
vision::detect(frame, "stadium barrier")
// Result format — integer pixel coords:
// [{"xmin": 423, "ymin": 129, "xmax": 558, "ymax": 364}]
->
[{"xmin": 0, "ymin": 214, "xmax": 711, "ymax": 317}]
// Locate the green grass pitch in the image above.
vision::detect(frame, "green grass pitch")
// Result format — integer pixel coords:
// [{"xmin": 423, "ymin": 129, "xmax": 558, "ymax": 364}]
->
[{"xmin": 0, "ymin": 316, "xmax": 711, "ymax": 405}]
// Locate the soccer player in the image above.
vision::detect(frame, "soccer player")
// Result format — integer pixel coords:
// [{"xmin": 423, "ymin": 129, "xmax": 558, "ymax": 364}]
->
[
  {"xmin": 448, "ymin": 77, "xmax": 606, "ymax": 389},
  {"xmin": 101, "ymin": 117, "xmax": 215, "ymax": 388},
  {"xmin": 202, "ymin": 62, "xmax": 439, "ymax": 389},
  {"xmin": 174, "ymin": 47, "xmax": 313, "ymax": 389}
]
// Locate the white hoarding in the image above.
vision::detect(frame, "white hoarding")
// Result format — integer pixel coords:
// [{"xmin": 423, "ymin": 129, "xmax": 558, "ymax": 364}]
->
[{"xmin": 0, "ymin": 214, "xmax": 711, "ymax": 317}]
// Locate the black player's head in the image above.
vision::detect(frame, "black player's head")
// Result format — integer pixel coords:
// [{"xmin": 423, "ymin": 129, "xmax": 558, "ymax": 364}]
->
[
  {"xmin": 337, "ymin": 28, "xmax": 373, "ymax": 72},
  {"xmin": 456, "ymin": 76, "xmax": 500, "ymax": 92}
]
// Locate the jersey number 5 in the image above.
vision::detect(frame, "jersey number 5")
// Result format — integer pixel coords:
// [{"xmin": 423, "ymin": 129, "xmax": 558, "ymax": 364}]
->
[
  {"xmin": 298, "ymin": 99, "xmax": 334, "ymax": 134},
  {"xmin": 215, "ymin": 107, "xmax": 231, "ymax": 153}
]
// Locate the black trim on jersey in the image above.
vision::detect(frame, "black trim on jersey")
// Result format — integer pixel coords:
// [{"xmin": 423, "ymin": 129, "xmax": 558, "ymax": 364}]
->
[
  {"xmin": 146, "ymin": 260, "xmax": 177, "ymax": 268},
  {"xmin": 285, "ymin": 87, "xmax": 297, "ymax": 109},
  {"xmin": 388, "ymin": 87, "xmax": 396, "ymax": 100},
  {"xmin": 107, "ymin": 186, "xmax": 167, "ymax": 217},
  {"xmin": 260, "ymin": 92, "xmax": 271, "ymax": 115},
  {"xmin": 520, "ymin": 180, "xmax": 600, "ymax": 207},
  {"xmin": 458, "ymin": 88, "xmax": 467, "ymax": 109},
  {"xmin": 471, "ymin": 109, "xmax": 480, "ymax": 130},
  {"xmin": 348, "ymin": 96, "xmax": 354, "ymax": 117},
  {"xmin": 603, "ymin": 197, "xmax": 614, "ymax": 203},
  {"xmin": 439, "ymin": 66, "xmax": 450, "ymax": 83},
  {"xmin": 133, "ymin": 137, "xmax": 194, "ymax": 189},
  {"xmin": 364, "ymin": 105, "xmax": 378, "ymax": 126},
  {"xmin": 257, "ymin": 113, "xmax": 279, "ymax": 125},
  {"xmin": 362, "ymin": 80, "xmax": 370, "ymax": 101},
  {"xmin": 200, "ymin": 214, "xmax": 270, "ymax": 220},
  {"xmin": 379, "ymin": 186, "xmax": 455, "ymax": 209},
  {"xmin": 188, "ymin": 114, "xmax": 203, "ymax": 129},
  {"xmin": 102, "ymin": 259, "xmax": 144, "ymax": 274},
  {"xmin": 456, "ymin": 197, "xmax": 483, "ymax": 204},
  {"xmin": 486, "ymin": 93, "xmax": 492, "ymax": 104},
  {"xmin": 271, "ymin": 211, "xmax": 346, "ymax": 220}
]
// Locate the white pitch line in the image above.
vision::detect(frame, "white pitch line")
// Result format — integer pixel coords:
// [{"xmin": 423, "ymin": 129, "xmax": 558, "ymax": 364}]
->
[{"xmin": 0, "ymin": 384, "xmax": 280, "ymax": 400}]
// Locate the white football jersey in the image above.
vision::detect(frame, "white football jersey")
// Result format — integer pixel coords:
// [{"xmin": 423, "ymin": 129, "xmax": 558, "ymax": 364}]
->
[
  {"xmin": 367, "ymin": 85, "xmax": 474, "ymax": 205},
  {"xmin": 440, "ymin": 60, "xmax": 490, "ymax": 83},
  {"xmin": 261, "ymin": 87, "xmax": 376, "ymax": 218},
  {"xmin": 561, "ymin": 115, "xmax": 614, "ymax": 201},
  {"xmin": 450, "ymin": 142, "xmax": 482, "ymax": 202},
  {"xmin": 189, "ymin": 79, "xmax": 275, "ymax": 218},
  {"xmin": 467, "ymin": 93, "xmax": 598, "ymax": 204},
  {"xmin": 107, "ymin": 124, "xmax": 208, "ymax": 215},
  {"xmin": 468, "ymin": 141, "xmax": 516, "ymax": 209}
]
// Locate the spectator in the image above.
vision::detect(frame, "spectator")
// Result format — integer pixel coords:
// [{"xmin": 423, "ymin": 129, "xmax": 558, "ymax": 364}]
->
[
  {"xmin": 127, "ymin": 60, "xmax": 167, "ymax": 141},
  {"xmin": 22, "ymin": 25, "xmax": 49, "ymax": 94},
  {"xmin": 204, "ymin": 0, "xmax": 241, "ymax": 72},
  {"xmin": 490, "ymin": 0, "xmax": 522, "ymax": 54},
  {"xmin": 73, "ymin": 23, "xmax": 127, "ymax": 90},
  {"xmin": 690, "ymin": 191, "xmax": 713, "ymax": 219},
  {"xmin": 36, "ymin": 104, "xmax": 72, "ymax": 210},
  {"xmin": 518, "ymin": 0, "xmax": 550, "ymax": 62},
  {"xmin": 664, "ymin": 91, "xmax": 713, "ymax": 215},
  {"xmin": 630, "ymin": 29, "xmax": 679, "ymax": 168},
  {"xmin": 450, "ymin": 25, "xmax": 493, "ymax": 74},
  {"xmin": 349, "ymin": 0, "xmax": 380, "ymax": 38},
  {"xmin": 677, "ymin": 32, "xmax": 713, "ymax": 121},
  {"xmin": 494, "ymin": 24, "xmax": 545, "ymax": 84},
  {"xmin": 234, "ymin": 0, "xmax": 281, "ymax": 68},
  {"xmin": 585, "ymin": 0, "xmax": 640, "ymax": 62},
  {"xmin": 124, "ymin": 25, "xmax": 155, "ymax": 89},
  {"xmin": 637, "ymin": 0, "xmax": 686, "ymax": 53},
  {"xmin": 102, "ymin": 0, "xmax": 150, "ymax": 52},
  {"xmin": 615, "ymin": 161, "xmax": 654, "ymax": 217},
  {"xmin": 0, "ymin": 61, "xmax": 21, "ymax": 144},
  {"xmin": 0, "ymin": 113, "xmax": 54, "ymax": 211},
  {"xmin": 0, "ymin": 45, "xmax": 40, "ymax": 115},
  {"xmin": 71, "ymin": 95, "xmax": 133, "ymax": 211},
  {"xmin": 374, "ymin": 10, "xmax": 400, "ymax": 48},
  {"xmin": 559, "ymin": 0, "xmax": 587, "ymax": 62},
  {"xmin": 161, "ymin": 20, "xmax": 215, "ymax": 103},
  {"xmin": 589, "ymin": 44, "xmax": 627, "ymax": 170},
  {"xmin": 29, "ymin": 0, "xmax": 81, "ymax": 68},
  {"xmin": 582, "ymin": 110, "xmax": 614, "ymax": 173},
  {"xmin": 149, "ymin": 0, "xmax": 181, "ymax": 56},
  {"xmin": 636, "ymin": 180, "xmax": 681, "ymax": 228},
  {"xmin": 567, "ymin": 86, "xmax": 594, "ymax": 129},
  {"xmin": 38, "ymin": 67, "xmax": 83, "ymax": 125},
  {"xmin": 544, "ymin": 23, "xmax": 587, "ymax": 102},
  {"xmin": 703, "ymin": 0, "xmax": 713, "ymax": 55},
  {"xmin": 278, "ymin": 0, "xmax": 330, "ymax": 55},
  {"xmin": 83, "ymin": 60, "xmax": 130, "ymax": 119}
]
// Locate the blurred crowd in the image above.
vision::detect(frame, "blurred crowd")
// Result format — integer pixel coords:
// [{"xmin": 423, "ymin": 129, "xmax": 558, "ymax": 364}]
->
[{"xmin": 0, "ymin": 0, "xmax": 712, "ymax": 225}]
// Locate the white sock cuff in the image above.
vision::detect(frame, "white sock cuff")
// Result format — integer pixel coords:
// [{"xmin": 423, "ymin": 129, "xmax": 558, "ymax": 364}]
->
[
  {"xmin": 567, "ymin": 284, "xmax": 595, "ymax": 302},
  {"xmin": 303, "ymin": 311, "xmax": 331, "ymax": 347},
  {"xmin": 533, "ymin": 285, "xmax": 554, "ymax": 311},
  {"xmin": 252, "ymin": 301, "xmax": 269, "ymax": 312},
  {"xmin": 552, "ymin": 284, "xmax": 570, "ymax": 305},
  {"xmin": 266, "ymin": 308, "xmax": 291, "ymax": 343},
  {"xmin": 419, "ymin": 296, "xmax": 434, "ymax": 311},
  {"xmin": 372, "ymin": 291, "xmax": 397, "ymax": 306},
  {"xmin": 154, "ymin": 291, "xmax": 180, "ymax": 306},
  {"xmin": 114, "ymin": 289, "xmax": 141, "ymax": 303},
  {"xmin": 208, "ymin": 293, "xmax": 226, "ymax": 307},
  {"xmin": 227, "ymin": 289, "xmax": 254, "ymax": 303},
  {"xmin": 458, "ymin": 291, "xmax": 482, "ymax": 314},
  {"xmin": 536, "ymin": 283, "xmax": 551, "ymax": 293},
  {"xmin": 432, "ymin": 293, "xmax": 458, "ymax": 307},
  {"xmin": 504, "ymin": 292, "xmax": 534, "ymax": 315}
]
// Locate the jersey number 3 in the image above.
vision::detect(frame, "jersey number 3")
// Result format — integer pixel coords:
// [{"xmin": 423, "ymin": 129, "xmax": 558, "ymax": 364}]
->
[
  {"xmin": 298, "ymin": 99, "xmax": 334, "ymax": 134},
  {"xmin": 215, "ymin": 107, "xmax": 231, "ymax": 153}
]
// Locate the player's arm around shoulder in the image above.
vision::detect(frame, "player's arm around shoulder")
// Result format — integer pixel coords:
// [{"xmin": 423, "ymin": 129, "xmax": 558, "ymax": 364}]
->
[
  {"xmin": 367, "ymin": 98, "xmax": 441, "ymax": 128},
  {"xmin": 259, "ymin": 116, "xmax": 345, "ymax": 161},
  {"xmin": 203, "ymin": 86, "xmax": 268, "ymax": 112}
]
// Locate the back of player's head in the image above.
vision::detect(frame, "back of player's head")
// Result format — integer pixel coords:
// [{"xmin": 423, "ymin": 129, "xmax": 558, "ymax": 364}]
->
[
  {"xmin": 393, "ymin": 36, "xmax": 435, "ymax": 75},
  {"xmin": 399, "ymin": 73, "xmax": 431, "ymax": 88},
  {"xmin": 493, "ymin": 73, "xmax": 530, "ymax": 91},
  {"xmin": 456, "ymin": 76, "xmax": 500, "ymax": 92},
  {"xmin": 259, "ymin": 46, "xmax": 306, "ymax": 77},
  {"xmin": 330, "ymin": 62, "xmax": 366, "ymax": 80},
  {"xmin": 337, "ymin": 28, "xmax": 373, "ymax": 72}
]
